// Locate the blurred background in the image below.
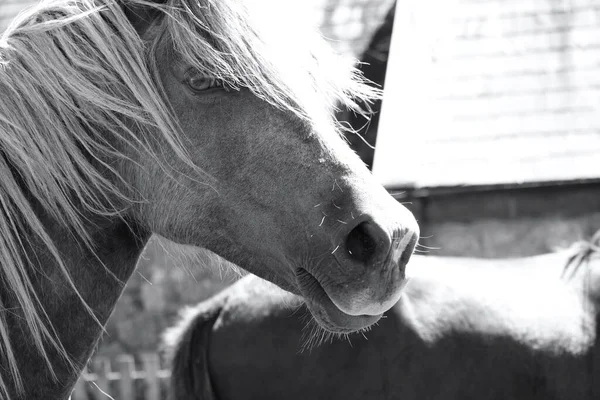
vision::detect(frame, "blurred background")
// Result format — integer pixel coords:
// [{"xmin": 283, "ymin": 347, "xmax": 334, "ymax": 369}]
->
[{"xmin": 2, "ymin": 0, "xmax": 600, "ymax": 398}]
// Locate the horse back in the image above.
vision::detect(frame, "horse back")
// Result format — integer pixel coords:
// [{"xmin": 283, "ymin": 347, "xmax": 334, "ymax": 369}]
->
[{"xmin": 164, "ymin": 293, "xmax": 227, "ymax": 400}]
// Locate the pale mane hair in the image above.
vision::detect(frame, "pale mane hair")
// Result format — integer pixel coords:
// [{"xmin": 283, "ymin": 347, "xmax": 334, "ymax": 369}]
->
[{"xmin": 0, "ymin": 0, "xmax": 379, "ymax": 396}]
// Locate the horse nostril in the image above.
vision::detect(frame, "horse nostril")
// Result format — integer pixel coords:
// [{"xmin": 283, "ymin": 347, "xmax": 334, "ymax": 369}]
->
[{"xmin": 345, "ymin": 221, "xmax": 381, "ymax": 264}]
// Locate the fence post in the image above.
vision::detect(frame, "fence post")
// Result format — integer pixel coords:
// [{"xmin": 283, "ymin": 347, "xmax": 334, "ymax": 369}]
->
[
  {"xmin": 91, "ymin": 357, "xmax": 111, "ymax": 400},
  {"xmin": 142, "ymin": 352, "xmax": 160, "ymax": 400},
  {"xmin": 117, "ymin": 354, "xmax": 135, "ymax": 400}
]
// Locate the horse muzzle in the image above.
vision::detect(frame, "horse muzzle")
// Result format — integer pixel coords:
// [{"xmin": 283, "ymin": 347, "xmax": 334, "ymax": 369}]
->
[{"xmin": 296, "ymin": 207, "xmax": 419, "ymax": 332}]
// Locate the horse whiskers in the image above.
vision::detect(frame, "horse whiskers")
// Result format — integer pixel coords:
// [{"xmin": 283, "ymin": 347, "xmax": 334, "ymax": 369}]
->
[
  {"xmin": 287, "ymin": 301, "xmax": 306, "ymax": 318},
  {"xmin": 299, "ymin": 314, "xmax": 373, "ymax": 353},
  {"xmin": 300, "ymin": 318, "xmax": 331, "ymax": 352},
  {"xmin": 563, "ymin": 232, "xmax": 600, "ymax": 279},
  {"xmin": 415, "ymin": 243, "xmax": 440, "ymax": 250},
  {"xmin": 331, "ymin": 179, "xmax": 344, "ymax": 193},
  {"xmin": 319, "ymin": 215, "xmax": 326, "ymax": 227}
]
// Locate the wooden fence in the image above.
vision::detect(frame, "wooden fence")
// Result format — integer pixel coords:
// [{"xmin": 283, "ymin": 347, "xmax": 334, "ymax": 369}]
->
[{"xmin": 71, "ymin": 353, "xmax": 171, "ymax": 400}]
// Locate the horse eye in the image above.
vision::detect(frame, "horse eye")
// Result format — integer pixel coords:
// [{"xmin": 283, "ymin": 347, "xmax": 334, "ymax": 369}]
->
[{"xmin": 185, "ymin": 71, "xmax": 222, "ymax": 92}]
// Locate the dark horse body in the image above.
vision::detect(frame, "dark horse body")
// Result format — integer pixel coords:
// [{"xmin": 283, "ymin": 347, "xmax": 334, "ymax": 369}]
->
[
  {"xmin": 0, "ymin": 0, "xmax": 417, "ymax": 398},
  {"xmin": 165, "ymin": 246, "xmax": 600, "ymax": 400},
  {"xmin": 339, "ymin": 2, "xmax": 395, "ymax": 169}
]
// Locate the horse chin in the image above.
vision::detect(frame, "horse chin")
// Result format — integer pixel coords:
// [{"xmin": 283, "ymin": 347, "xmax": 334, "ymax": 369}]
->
[{"xmin": 296, "ymin": 268, "xmax": 382, "ymax": 333}]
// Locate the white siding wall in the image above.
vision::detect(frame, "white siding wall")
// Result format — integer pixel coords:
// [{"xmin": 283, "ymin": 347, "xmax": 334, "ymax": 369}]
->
[{"xmin": 374, "ymin": 0, "xmax": 600, "ymax": 188}]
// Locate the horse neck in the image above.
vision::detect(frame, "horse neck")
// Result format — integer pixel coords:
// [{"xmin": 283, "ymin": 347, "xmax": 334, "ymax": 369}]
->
[{"xmin": 1, "ymin": 206, "xmax": 150, "ymax": 399}]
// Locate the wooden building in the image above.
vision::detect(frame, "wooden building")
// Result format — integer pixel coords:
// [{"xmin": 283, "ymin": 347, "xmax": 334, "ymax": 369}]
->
[{"xmin": 374, "ymin": 0, "xmax": 600, "ymax": 257}]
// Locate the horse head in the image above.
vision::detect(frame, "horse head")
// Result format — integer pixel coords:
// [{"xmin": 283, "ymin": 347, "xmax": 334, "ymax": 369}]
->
[
  {"xmin": 0, "ymin": 0, "xmax": 416, "ymax": 396},
  {"xmin": 117, "ymin": 0, "xmax": 419, "ymax": 333}
]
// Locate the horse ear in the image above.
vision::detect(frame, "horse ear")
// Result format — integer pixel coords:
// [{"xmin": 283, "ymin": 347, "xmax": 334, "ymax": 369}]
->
[{"xmin": 122, "ymin": 1, "xmax": 167, "ymax": 36}]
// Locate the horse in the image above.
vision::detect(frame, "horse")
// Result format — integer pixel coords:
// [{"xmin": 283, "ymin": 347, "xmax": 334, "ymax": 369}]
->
[
  {"xmin": 0, "ymin": 1, "xmax": 419, "ymax": 398},
  {"xmin": 164, "ymin": 234, "xmax": 600, "ymax": 400},
  {"xmin": 338, "ymin": 2, "xmax": 395, "ymax": 170}
]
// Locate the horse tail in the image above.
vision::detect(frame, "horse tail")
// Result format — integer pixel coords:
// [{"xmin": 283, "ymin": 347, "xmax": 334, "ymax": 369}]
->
[
  {"xmin": 163, "ymin": 296, "xmax": 226, "ymax": 400},
  {"xmin": 563, "ymin": 229, "xmax": 600, "ymax": 279}
]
